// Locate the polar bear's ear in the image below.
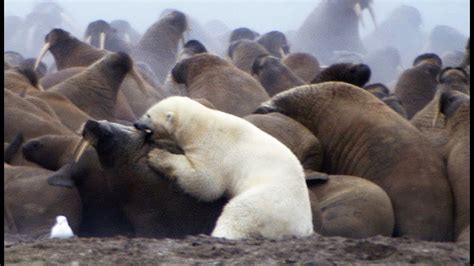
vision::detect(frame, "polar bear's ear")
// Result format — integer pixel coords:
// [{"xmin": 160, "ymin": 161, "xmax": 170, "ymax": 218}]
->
[{"xmin": 166, "ymin": 112, "xmax": 174, "ymax": 122}]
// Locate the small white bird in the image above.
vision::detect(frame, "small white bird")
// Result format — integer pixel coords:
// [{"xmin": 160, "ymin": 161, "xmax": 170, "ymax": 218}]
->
[{"xmin": 50, "ymin": 215, "xmax": 74, "ymax": 239}]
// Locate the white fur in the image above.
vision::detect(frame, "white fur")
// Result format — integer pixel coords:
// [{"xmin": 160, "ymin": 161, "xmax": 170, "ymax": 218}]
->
[
  {"xmin": 50, "ymin": 215, "xmax": 74, "ymax": 239},
  {"xmin": 144, "ymin": 96, "xmax": 314, "ymax": 240}
]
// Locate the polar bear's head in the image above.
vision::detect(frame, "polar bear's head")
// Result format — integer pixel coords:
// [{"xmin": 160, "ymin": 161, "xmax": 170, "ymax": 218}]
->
[{"xmin": 134, "ymin": 96, "xmax": 201, "ymax": 141}]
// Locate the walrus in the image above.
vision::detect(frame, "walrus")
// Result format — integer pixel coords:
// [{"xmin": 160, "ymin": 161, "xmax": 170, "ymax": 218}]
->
[
  {"xmin": 19, "ymin": 58, "xmax": 48, "ymax": 79},
  {"xmin": 5, "ymin": 165, "xmax": 82, "ymax": 239},
  {"xmin": 84, "ymin": 19, "xmax": 131, "ymax": 53},
  {"xmin": 5, "ymin": 66, "xmax": 44, "ymax": 96},
  {"xmin": 409, "ymin": 71, "xmax": 470, "ymax": 243},
  {"xmin": 244, "ymin": 113, "xmax": 395, "ymax": 238},
  {"xmin": 255, "ymin": 82, "xmax": 454, "ymax": 241},
  {"xmin": 363, "ymin": 84, "xmax": 407, "ymax": 117},
  {"xmin": 228, "ymin": 39, "xmax": 269, "ymax": 74},
  {"xmin": 424, "ymin": 25, "xmax": 468, "ymax": 57},
  {"xmin": 311, "ymin": 62, "xmax": 371, "ymax": 87},
  {"xmin": 251, "ymin": 54, "xmax": 305, "ymax": 96},
  {"xmin": 4, "ymin": 88, "xmax": 75, "ymax": 166},
  {"xmin": 394, "ymin": 53, "xmax": 442, "ymax": 119},
  {"xmin": 293, "ymin": 0, "xmax": 376, "ymax": 64},
  {"xmin": 22, "ymin": 134, "xmax": 135, "ymax": 237},
  {"xmin": 40, "ymin": 67, "xmax": 86, "ymax": 89},
  {"xmin": 244, "ymin": 113, "xmax": 324, "ymax": 175},
  {"xmin": 381, "ymin": 94, "xmax": 408, "ymax": 119},
  {"xmin": 171, "ymin": 53, "xmax": 270, "ymax": 117},
  {"xmin": 363, "ymin": 83, "xmax": 390, "ymax": 99},
  {"xmin": 310, "ymin": 175, "xmax": 395, "ymax": 239},
  {"xmin": 110, "ymin": 19, "xmax": 142, "ymax": 46},
  {"xmin": 49, "ymin": 120, "xmax": 227, "ymax": 238},
  {"xmin": 132, "ymin": 10, "xmax": 188, "ymax": 84},
  {"xmin": 4, "ymin": 89, "xmax": 73, "ymax": 143},
  {"xmin": 432, "ymin": 90, "xmax": 470, "ymax": 242},
  {"xmin": 135, "ymin": 96, "xmax": 314, "ymax": 240},
  {"xmin": 4, "ymin": 134, "xmax": 24, "ymax": 164},
  {"xmin": 256, "ymin": 31, "xmax": 290, "ymax": 58},
  {"xmin": 4, "ymin": 51, "xmax": 25, "ymax": 67},
  {"xmin": 45, "ymin": 52, "xmax": 147, "ymax": 121},
  {"xmin": 282, "ymin": 52, "xmax": 321, "ymax": 83},
  {"xmin": 22, "ymin": 134, "xmax": 81, "ymax": 171},
  {"xmin": 229, "ymin": 27, "xmax": 260, "ymax": 43},
  {"xmin": 39, "ymin": 66, "xmax": 138, "ymax": 122},
  {"xmin": 161, "ymin": 39, "xmax": 208, "ymax": 96},
  {"xmin": 34, "ymin": 28, "xmax": 106, "ymax": 71},
  {"xmin": 437, "ymin": 67, "xmax": 470, "ymax": 95}
]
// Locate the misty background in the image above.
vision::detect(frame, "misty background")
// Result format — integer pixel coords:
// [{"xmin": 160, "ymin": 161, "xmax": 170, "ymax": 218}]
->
[
  {"xmin": 5, "ymin": 0, "xmax": 470, "ymax": 37},
  {"xmin": 4, "ymin": 0, "xmax": 470, "ymax": 69}
]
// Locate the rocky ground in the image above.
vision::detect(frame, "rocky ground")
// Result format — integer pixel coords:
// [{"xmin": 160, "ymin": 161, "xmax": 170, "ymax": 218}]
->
[{"xmin": 4, "ymin": 233, "xmax": 470, "ymax": 265}]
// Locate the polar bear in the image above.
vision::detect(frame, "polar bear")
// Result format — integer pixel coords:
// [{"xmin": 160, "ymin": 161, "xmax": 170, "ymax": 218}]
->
[{"xmin": 134, "ymin": 96, "xmax": 314, "ymax": 240}]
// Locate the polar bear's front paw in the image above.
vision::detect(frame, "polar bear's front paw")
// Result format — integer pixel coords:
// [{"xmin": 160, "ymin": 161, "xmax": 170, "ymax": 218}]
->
[{"xmin": 147, "ymin": 148, "xmax": 176, "ymax": 178}]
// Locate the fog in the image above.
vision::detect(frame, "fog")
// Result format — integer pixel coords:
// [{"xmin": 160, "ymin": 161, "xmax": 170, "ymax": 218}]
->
[
  {"xmin": 4, "ymin": 0, "xmax": 470, "ymax": 71},
  {"xmin": 5, "ymin": 0, "xmax": 470, "ymax": 37}
]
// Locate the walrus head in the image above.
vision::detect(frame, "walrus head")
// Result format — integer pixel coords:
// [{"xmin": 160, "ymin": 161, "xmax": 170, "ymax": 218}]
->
[
  {"xmin": 312, "ymin": 63, "xmax": 371, "ymax": 87},
  {"xmin": 348, "ymin": 0, "xmax": 377, "ymax": 28},
  {"xmin": 257, "ymin": 31, "xmax": 290, "ymax": 58},
  {"xmin": 363, "ymin": 83, "xmax": 390, "ymax": 99},
  {"xmin": 229, "ymin": 27, "xmax": 260, "ymax": 43},
  {"xmin": 71, "ymin": 119, "xmax": 182, "ymax": 170},
  {"xmin": 34, "ymin": 28, "xmax": 74, "ymax": 70},
  {"xmin": 160, "ymin": 10, "xmax": 188, "ymax": 36},
  {"xmin": 432, "ymin": 90, "xmax": 470, "ymax": 128},
  {"xmin": 413, "ymin": 53, "xmax": 442, "ymax": 68},
  {"xmin": 437, "ymin": 67, "xmax": 469, "ymax": 85},
  {"xmin": 183, "ymin": 40, "xmax": 208, "ymax": 54},
  {"xmin": 84, "ymin": 20, "xmax": 114, "ymax": 50}
]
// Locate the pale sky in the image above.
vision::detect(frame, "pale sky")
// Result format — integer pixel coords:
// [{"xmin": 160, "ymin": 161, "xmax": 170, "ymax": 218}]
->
[{"xmin": 4, "ymin": 0, "xmax": 470, "ymax": 37}]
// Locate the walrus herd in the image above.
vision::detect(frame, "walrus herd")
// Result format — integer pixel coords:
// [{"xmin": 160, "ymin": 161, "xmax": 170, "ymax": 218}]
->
[{"xmin": 4, "ymin": 1, "xmax": 470, "ymax": 244}]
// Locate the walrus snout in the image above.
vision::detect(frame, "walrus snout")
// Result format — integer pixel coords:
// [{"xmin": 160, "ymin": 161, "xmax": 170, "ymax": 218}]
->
[{"xmin": 134, "ymin": 119, "xmax": 153, "ymax": 135}]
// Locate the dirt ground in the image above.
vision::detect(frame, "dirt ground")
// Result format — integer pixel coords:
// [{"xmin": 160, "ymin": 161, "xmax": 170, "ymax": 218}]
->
[{"xmin": 4, "ymin": 233, "xmax": 470, "ymax": 265}]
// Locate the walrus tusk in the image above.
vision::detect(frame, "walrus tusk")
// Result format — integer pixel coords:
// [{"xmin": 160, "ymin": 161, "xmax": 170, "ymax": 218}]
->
[
  {"xmin": 279, "ymin": 47, "xmax": 286, "ymax": 58},
  {"xmin": 34, "ymin": 42, "xmax": 50, "ymax": 71},
  {"xmin": 130, "ymin": 67, "xmax": 149, "ymax": 96},
  {"xmin": 124, "ymin": 33, "xmax": 131, "ymax": 44},
  {"xmin": 99, "ymin": 32, "xmax": 106, "ymax": 50},
  {"xmin": 72, "ymin": 138, "xmax": 91, "ymax": 162},
  {"xmin": 37, "ymin": 84, "xmax": 45, "ymax": 92},
  {"xmin": 354, "ymin": 3, "xmax": 366, "ymax": 28},
  {"xmin": 431, "ymin": 111, "xmax": 441, "ymax": 128},
  {"xmin": 432, "ymin": 96, "xmax": 442, "ymax": 128},
  {"xmin": 354, "ymin": 3, "xmax": 361, "ymax": 17},
  {"xmin": 368, "ymin": 4, "xmax": 377, "ymax": 29},
  {"xmin": 84, "ymin": 35, "xmax": 92, "ymax": 44}
]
